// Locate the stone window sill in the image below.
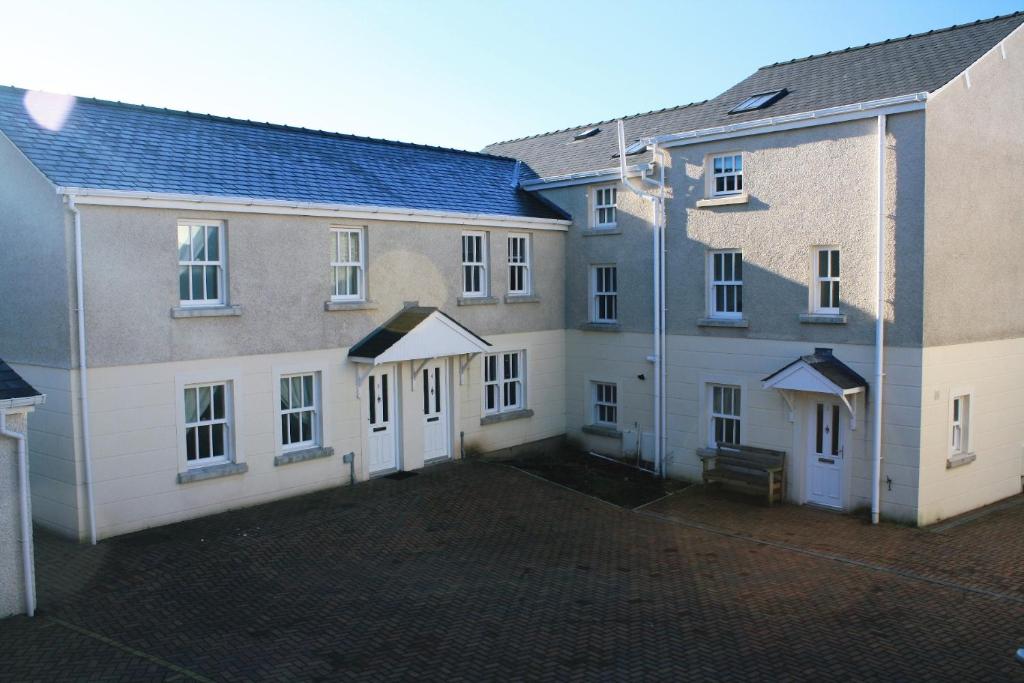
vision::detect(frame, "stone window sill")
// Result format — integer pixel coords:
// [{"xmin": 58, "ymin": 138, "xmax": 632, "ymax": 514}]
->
[
  {"xmin": 177, "ymin": 461, "xmax": 248, "ymax": 484},
  {"xmin": 582, "ymin": 227, "xmax": 622, "ymax": 237},
  {"xmin": 582, "ymin": 424, "xmax": 622, "ymax": 439},
  {"xmin": 325, "ymin": 300, "xmax": 378, "ymax": 312},
  {"xmin": 695, "ymin": 193, "xmax": 749, "ymax": 209},
  {"xmin": 799, "ymin": 313, "xmax": 847, "ymax": 325},
  {"xmin": 579, "ymin": 322, "xmax": 621, "ymax": 332},
  {"xmin": 457, "ymin": 296, "xmax": 499, "ymax": 306},
  {"xmin": 946, "ymin": 452, "xmax": 976, "ymax": 469},
  {"xmin": 274, "ymin": 446, "xmax": 334, "ymax": 467},
  {"xmin": 697, "ymin": 317, "xmax": 749, "ymax": 328},
  {"xmin": 480, "ymin": 408, "xmax": 534, "ymax": 426},
  {"xmin": 171, "ymin": 304, "xmax": 242, "ymax": 319},
  {"xmin": 504, "ymin": 294, "xmax": 540, "ymax": 304}
]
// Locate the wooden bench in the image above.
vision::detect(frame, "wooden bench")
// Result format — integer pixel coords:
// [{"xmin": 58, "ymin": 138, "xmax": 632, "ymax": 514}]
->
[{"xmin": 698, "ymin": 445, "xmax": 787, "ymax": 506}]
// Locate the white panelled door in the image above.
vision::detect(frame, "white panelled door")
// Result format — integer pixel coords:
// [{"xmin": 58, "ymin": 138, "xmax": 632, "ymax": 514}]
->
[
  {"xmin": 366, "ymin": 367, "xmax": 398, "ymax": 474},
  {"xmin": 806, "ymin": 399, "xmax": 845, "ymax": 508},
  {"xmin": 421, "ymin": 360, "xmax": 450, "ymax": 461}
]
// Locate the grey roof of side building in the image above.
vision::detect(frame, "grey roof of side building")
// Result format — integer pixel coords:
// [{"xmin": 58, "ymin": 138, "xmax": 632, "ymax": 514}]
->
[
  {"xmin": 484, "ymin": 12, "xmax": 1024, "ymax": 180},
  {"xmin": 0, "ymin": 359, "xmax": 42, "ymax": 402},
  {"xmin": 0, "ymin": 85, "xmax": 568, "ymax": 221}
]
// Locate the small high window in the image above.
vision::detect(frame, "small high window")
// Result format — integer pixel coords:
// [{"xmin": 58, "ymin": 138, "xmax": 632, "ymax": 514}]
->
[
  {"xmin": 331, "ymin": 228, "xmax": 365, "ymax": 301},
  {"xmin": 590, "ymin": 265, "xmax": 618, "ymax": 323},
  {"xmin": 507, "ymin": 234, "xmax": 531, "ymax": 296},
  {"xmin": 711, "ymin": 155, "xmax": 743, "ymax": 196},
  {"xmin": 729, "ymin": 89, "xmax": 787, "ymax": 114},
  {"xmin": 462, "ymin": 232, "xmax": 488, "ymax": 297},
  {"xmin": 178, "ymin": 221, "xmax": 225, "ymax": 306},
  {"xmin": 592, "ymin": 382, "xmax": 618, "ymax": 427},
  {"xmin": 814, "ymin": 248, "xmax": 840, "ymax": 314},
  {"xmin": 593, "ymin": 186, "xmax": 617, "ymax": 228},
  {"xmin": 951, "ymin": 394, "xmax": 971, "ymax": 457},
  {"xmin": 709, "ymin": 251, "xmax": 743, "ymax": 319}
]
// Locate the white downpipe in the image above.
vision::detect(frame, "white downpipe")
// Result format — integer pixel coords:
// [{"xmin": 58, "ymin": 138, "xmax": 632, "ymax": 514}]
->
[
  {"xmin": 655, "ymin": 144, "xmax": 668, "ymax": 478},
  {"xmin": 1, "ymin": 412, "xmax": 36, "ymax": 617},
  {"xmin": 617, "ymin": 121, "xmax": 667, "ymax": 477},
  {"xmin": 70, "ymin": 196, "xmax": 98, "ymax": 545},
  {"xmin": 871, "ymin": 115, "xmax": 887, "ymax": 525}
]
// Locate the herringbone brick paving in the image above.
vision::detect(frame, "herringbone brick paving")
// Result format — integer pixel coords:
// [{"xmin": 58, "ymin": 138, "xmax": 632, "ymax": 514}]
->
[{"xmin": 1, "ymin": 460, "xmax": 1022, "ymax": 681}]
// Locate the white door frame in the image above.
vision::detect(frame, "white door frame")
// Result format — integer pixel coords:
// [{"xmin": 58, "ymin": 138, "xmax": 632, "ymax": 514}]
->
[
  {"xmin": 365, "ymin": 364, "xmax": 400, "ymax": 476},
  {"xmin": 420, "ymin": 358, "xmax": 452, "ymax": 462},
  {"xmin": 803, "ymin": 396, "xmax": 850, "ymax": 509}
]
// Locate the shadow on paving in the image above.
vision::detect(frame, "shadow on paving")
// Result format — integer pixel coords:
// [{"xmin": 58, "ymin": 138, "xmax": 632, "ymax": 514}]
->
[
  {"xmin": 1, "ymin": 460, "xmax": 1022, "ymax": 682},
  {"xmin": 496, "ymin": 447, "xmax": 689, "ymax": 508}
]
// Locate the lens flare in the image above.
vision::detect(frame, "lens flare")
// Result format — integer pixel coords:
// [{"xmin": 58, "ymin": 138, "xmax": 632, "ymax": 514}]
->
[{"xmin": 23, "ymin": 90, "xmax": 76, "ymax": 131}]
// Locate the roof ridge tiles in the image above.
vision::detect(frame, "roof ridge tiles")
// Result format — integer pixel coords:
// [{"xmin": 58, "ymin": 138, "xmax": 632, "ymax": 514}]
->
[
  {"xmin": 0, "ymin": 84, "xmax": 518, "ymax": 162},
  {"xmin": 487, "ymin": 99, "xmax": 709, "ymax": 146},
  {"xmin": 760, "ymin": 11, "xmax": 1023, "ymax": 69}
]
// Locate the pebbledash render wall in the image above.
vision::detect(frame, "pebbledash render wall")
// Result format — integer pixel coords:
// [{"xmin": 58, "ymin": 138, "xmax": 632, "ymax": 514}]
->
[
  {"xmin": 546, "ymin": 112, "xmax": 930, "ymax": 522},
  {"xmin": 0, "ymin": 183, "xmax": 570, "ymax": 539},
  {"xmin": 916, "ymin": 23, "xmax": 1024, "ymax": 524}
]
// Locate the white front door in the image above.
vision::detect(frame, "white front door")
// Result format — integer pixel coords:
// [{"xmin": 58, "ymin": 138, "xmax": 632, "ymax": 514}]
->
[
  {"xmin": 366, "ymin": 367, "xmax": 398, "ymax": 474},
  {"xmin": 806, "ymin": 399, "xmax": 845, "ymax": 508},
  {"xmin": 421, "ymin": 360, "xmax": 450, "ymax": 461}
]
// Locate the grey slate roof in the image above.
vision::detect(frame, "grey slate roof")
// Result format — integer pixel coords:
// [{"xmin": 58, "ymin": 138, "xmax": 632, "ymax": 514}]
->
[
  {"xmin": 0, "ymin": 359, "xmax": 42, "ymax": 402},
  {"xmin": 484, "ymin": 12, "xmax": 1024, "ymax": 180},
  {"xmin": 0, "ymin": 86, "xmax": 567, "ymax": 221},
  {"xmin": 763, "ymin": 348, "xmax": 868, "ymax": 394},
  {"xmin": 348, "ymin": 306, "xmax": 490, "ymax": 360}
]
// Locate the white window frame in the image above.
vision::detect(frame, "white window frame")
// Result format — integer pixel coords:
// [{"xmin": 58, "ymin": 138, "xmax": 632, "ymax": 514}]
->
[
  {"xmin": 182, "ymin": 381, "xmax": 232, "ymax": 468},
  {"xmin": 708, "ymin": 383, "xmax": 742, "ymax": 448},
  {"xmin": 278, "ymin": 372, "xmax": 321, "ymax": 452},
  {"xmin": 177, "ymin": 220, "xmax": 225, "ymax": 306},
  {"xmin": 708, "ymin": 251, "xmax": 743, "ymax": 319},
  {"xmin": 949, "ymin": 391, "xmax": 973, "ymax": 458},
  {"xmin": 507, "ymin": 233, "xmax": 531, "ymax": 296},
  {"xmin": 592, "ymin": 381, "xmax": 618, "ymax": 427},
  {"xmin": 482, "ymin": 350, "xmax": 525, "ymax": 416},
  {"xmin": 331, "ymin": 228, "xmax": 365, "ymax": 302},
  {"xmin": 709, "ymin": 153, "xmax": 743, "ymax": 197},
  {"xmin": 592, "ymin": 185, "xmax": 617, "ymax": 229},
  {"xmin": 812, "ymin": 247, "xmax": 841, "ymax": 314},
  {"xmin": 590, "ymin": 265, "xmax": 618, "ymax": 323},
  {"xmin": 462, "ymin": 231, "xmax": 489, "ymax": 297}
]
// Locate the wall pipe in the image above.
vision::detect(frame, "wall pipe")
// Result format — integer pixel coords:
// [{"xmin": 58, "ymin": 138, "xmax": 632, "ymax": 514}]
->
[
  {"xmin": 870, "ymin": 115, "xmax": 887, "ymax": 525},
  {"xmin": 69, "ymin": 196, "xmax": 98, "ymax": 545},
  {"xmin": 1, "ymin": 412, "xmax": 36, "ymax": 617},
  {"xmin": 617, "ymin": 120, "xmax": 668, "ymax": 477}
]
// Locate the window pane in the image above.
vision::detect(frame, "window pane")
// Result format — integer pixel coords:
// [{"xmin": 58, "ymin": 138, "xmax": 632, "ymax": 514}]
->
[
  {"xmin": 291, "ymin": 377, "xmax": 302, "ymax": 409},
  {"xmin": 303, "ymin": 375, "xmax": 314, "ymax": 407},
  {"xmin": 178, "ymin": 226, "xmax": 191, "ymax": 261},
  {"xmin": 186, "ymin": 426, "xmax": 197, "ymax": 460},
  {"xmin": 831, "ymin": 282, "xmax": 840, "ymax": 309},
  {"xmin": 831, "ymin": 250, "xmax": 840, "ymax": 277},
  {"xmin": 301, "ymin": 410, "xmax": 312, "ymax": 442},
  {"xmin": 486, "ymin": 384, "xmax": 497, "ymax": 411},
  {"xmin": 280, "ymin": 378, "xmax": 290, "ymax": 410},
  {"xmin": 185, "ymin": 387, "xmax": 197, "ymax": 423},
  {"xmin": 368, "ymin": 376, "xmax": 376, "ymax": 424},
  {"xmin": 423, "ymin": 369, "xmax": 430, "ymax": 414},
  {"xmin": 191, "ymin": 266, "xmax": 203, "ymax": 301},
  {"xmin": 198, "ymin": 386, "xmax": 211, "ymax": 421},
  {"xmin": 348, "ymin": 267, "xmax": 359, "ymax": 296},
  {"xmin": 212, "ymin": 384, "xmax": 224, "ymax": 420},
  {"xmin": 212, "ymin": 423, "xmax": 225, "ymax": 457},
  {"xmin": 179, "ymin": 267, "xmax": 190, "ymax": 301},
  {"xmin": 821, "ymin": 282, "xmax": 831, "ymax": 309},
  {"xmin": 350, "ymin": 233, "xmax": 360, "ymax": 262},
  {"xmin": 205, "ymin": 266, "xmax": 218, "ymax": 301},
  {"xmin": 819, "ymin": 250, "xmax": 828, "ymax": 277},
  {"xmin": 191, "ymin": 225, "xmax": 205, "ymax": 262},
  {"xmin": 281, "ymin": 414, "xmax": 289, "ymax": 445},
  {"xmin": 734, "ymin": 254, "xmax": 742, "ymax": 280},
  {"xmin": 289, "ymin": 412, "xmax": 300, "ymax": 444},
  {"xmin": 831, "ymin": 405, "xmax": 840, "ymax": 456},
  {"xmin": 816, "ymin": 403, "xmax": 824, "ymax": 453},
  {"xmin": 381, "ymin": 375, "xmax": 389, "ymax": 422},
  {"xmin": 206, "ymin": 226, "xmax": 219, "ymax": 261},
  {"xmin": 198, "ymin": 425, "xmax": 211, "ymax": 458}
]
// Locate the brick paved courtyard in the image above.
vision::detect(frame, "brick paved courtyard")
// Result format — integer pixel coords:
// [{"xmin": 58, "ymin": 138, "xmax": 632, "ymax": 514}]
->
[{"xmin": 1, "ymin": 460, "xmax": 1022, "ymax": 681}]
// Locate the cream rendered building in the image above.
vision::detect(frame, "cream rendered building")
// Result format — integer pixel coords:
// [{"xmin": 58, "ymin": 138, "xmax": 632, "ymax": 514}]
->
[{"xmin": 1, "ymin": 13, "xmax": 1022, "ymax": 540}]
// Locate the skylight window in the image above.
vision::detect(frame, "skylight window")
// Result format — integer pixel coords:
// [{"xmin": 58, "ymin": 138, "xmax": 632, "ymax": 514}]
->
[
  {"xmin": 573, "ymin": 127, "xmax": 600, "ymax": 141},
  {"xmin": 729, "ymin": 89, "xmax": 787, "ymax": 114}
]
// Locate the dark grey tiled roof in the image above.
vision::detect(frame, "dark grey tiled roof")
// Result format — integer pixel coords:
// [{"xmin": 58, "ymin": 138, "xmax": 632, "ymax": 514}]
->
[
  {"xmin": 0, "ymin": 359, "xmax": 42, "ymax": 402},
  {"xmin": 348, "ymin": 307, "xmax": 490, "ymax": 360},
  {"xmin": 485, "ymin": 12, "xmax": 1024, "ymax": 180},
  {"xmin": 763, "ymin": 348, "xmax": 868, "ymax": 393},
  {"xmin": 0, "ymin": 86, "xmax": 567, "ymax": 221}
]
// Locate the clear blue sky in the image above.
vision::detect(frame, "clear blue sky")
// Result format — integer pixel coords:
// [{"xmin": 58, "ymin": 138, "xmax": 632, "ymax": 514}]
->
[{"xmin": 2, "ymin": 0, "xmax": 1019, "ymax": 151}]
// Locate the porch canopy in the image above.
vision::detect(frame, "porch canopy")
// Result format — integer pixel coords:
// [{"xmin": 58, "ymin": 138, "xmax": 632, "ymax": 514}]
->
[
  {"xmin": 761, "ymin": 348, "xmax": 868, "ymax": 426},
  {"xmin": 347, "ymin": 306, "xmax": 491, "ymax": 365}
]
